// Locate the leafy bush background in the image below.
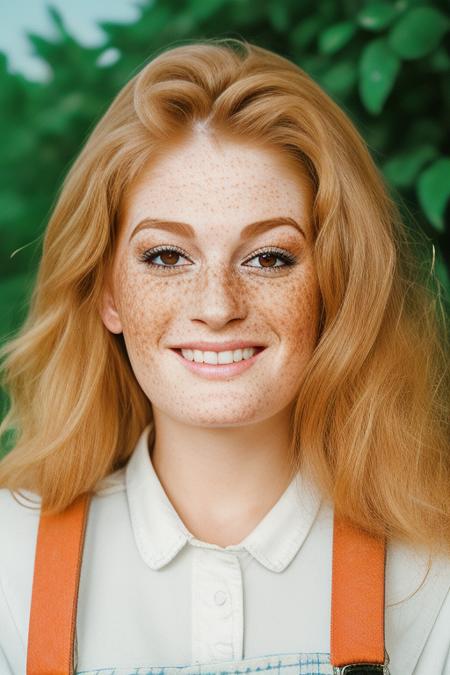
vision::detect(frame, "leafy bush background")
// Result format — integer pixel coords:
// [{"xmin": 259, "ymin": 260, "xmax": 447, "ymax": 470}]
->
[{"xmin": 0, "ymin": 0, "xmax": 449, "ymax": 426}]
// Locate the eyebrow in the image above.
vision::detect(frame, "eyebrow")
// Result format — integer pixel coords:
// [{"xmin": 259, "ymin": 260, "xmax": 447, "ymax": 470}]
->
[{"xmin": 128, "ymin": 216, "xmax": 306, "ymax": 242}]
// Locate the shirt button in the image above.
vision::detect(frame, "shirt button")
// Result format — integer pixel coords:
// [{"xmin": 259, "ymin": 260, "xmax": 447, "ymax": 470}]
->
[{"xmin": 214, "ymin": 590, "xmax": 227, "ymax": 605}]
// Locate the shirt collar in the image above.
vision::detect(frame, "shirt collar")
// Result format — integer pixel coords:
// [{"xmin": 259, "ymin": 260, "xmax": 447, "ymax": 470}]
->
[{"xmin": 126, "ymin": 424, "xmax": 323, "ymax": 573}]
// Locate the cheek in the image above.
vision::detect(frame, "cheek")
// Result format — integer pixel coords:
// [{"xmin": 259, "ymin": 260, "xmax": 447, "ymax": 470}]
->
[
  {"xmin": 115, "ymin": 264, "xmax": 177, "ymax": 350},
  {"xmin": 257, "ymin": 266, "xmax": 321, "ymax": 351},
  {"xmin": 261, "ymin": 268, "xmax": 321, "ymax": 398},
  {"xmin": 291, "ymin": 269, "xmax": 322, "ymax": 344}
]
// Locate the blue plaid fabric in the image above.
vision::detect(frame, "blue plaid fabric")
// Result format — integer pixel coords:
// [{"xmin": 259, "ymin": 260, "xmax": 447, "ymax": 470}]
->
[{"xmin": 76, "ymin": 651, "xmax": 333, "ymax": 674}]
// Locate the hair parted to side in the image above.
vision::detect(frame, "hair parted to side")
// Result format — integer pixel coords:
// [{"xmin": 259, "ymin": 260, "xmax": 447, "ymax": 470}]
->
[{"xmin": 0, "ymin": 38, "xmax": 448, "ymax": 557}]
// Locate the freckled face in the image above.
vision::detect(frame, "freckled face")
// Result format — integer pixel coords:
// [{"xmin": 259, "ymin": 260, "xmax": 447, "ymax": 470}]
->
[{"xmin": 101, "ymin": 132, "xmax": 322, "ymax": 426}]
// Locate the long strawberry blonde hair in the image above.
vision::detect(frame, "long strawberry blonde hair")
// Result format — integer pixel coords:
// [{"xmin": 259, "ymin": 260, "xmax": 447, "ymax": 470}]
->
[{"xmin": 0, "ymin": 38, "xmax": 448, "ymax": 558}]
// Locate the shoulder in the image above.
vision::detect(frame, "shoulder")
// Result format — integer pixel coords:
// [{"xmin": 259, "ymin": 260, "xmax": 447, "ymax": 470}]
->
[
  {"xmin": 0, "ymin": 487, "xmax": 41, "ymax": 557},
  {"xmin": 386, "ymin": 537, "xmax": 450, "ymax": 672},
  {"xmin": 0, "ymin": 464, "xmax": 127, "ymax": 542},
  {"xmin": 0, "ymin": 467, "xmax": 127, "ymax": 568},
  {"xmin": 0, "ymin": 486, "xmax": 42, "ymax": 597},
  {"xmin": 386, "ymin": 536, "xmax": 450, "ymax": 598},
  {"xmin": 0, "ymin": 487, "xmax": 42, "ymax": 673},
  {"xmin": 0, "ymin": 485, "xmax": 42, "ymax": 511},
  {"xmin": 0, "ymin": 470, "xmax": 127, "ymax": 640},
  {"xmin": 0, "ymin": 464, "xmax": 126, "ymax": 522}
]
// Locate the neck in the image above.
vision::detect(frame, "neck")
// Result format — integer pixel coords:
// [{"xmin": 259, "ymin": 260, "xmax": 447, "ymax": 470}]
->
[{"xmin": 149, "ymin": 404, "xmax": 295, "ymax": 547}]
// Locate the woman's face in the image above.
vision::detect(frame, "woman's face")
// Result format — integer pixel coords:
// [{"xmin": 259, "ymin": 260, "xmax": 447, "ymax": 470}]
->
[{"xmin": 101, "ymin": 131, "xmax": 322, "ymax": 427}]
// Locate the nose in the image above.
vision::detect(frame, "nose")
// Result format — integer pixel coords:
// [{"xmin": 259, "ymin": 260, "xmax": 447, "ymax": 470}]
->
[{"xmin": 189, "ymin": 264, "xmax": 246, "ymax": 328}]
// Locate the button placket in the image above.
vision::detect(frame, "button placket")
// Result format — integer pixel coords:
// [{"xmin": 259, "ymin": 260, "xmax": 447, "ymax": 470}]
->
[{"xmin": 191, "ymin": 547, "xmax": 243, "ymax": 664}]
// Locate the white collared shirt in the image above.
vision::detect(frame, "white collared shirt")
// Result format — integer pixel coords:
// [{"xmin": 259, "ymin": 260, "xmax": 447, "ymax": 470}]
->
[{"xmin": 0, "ymin": 424, "xmax": 449, "ymax": 674}]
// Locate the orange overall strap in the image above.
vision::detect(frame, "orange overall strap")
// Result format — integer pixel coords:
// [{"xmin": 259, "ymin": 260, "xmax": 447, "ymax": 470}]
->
[
  {"xmin": 27, "ymin": 492, "xmax": 92, "ymax": 675},
  {"xmin": 331, "ymin": 512, "xmax": 387, "ymax": 668}
]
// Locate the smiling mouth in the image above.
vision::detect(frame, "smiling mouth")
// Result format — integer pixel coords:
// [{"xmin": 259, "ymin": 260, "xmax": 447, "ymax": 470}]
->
[{"xmin": 169, "ymin": 345, "xmax": 267, "ymax": 379}]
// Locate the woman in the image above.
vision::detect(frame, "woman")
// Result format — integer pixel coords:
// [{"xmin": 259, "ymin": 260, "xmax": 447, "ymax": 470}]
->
[{"xmin": 0, "ymin": 38, "xmax": 448, "ymax": 675}]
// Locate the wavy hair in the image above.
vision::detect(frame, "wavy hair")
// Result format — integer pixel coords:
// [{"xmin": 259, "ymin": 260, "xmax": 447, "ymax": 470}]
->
[{"xmin": 0, "ymin": 38, "xmax": 448, "ymax": 559}]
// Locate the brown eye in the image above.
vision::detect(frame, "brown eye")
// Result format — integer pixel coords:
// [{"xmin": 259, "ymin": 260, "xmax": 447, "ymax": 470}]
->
[
  {"xmin": 159, "ymin": 250, "xmax": 180, "ymax": 266},
  {"xmin": 139, "ymin": 245, "xmax": 191, "ymax": 271},
  {"xmin": 244, "ymin": 247, "xmax": 297, "ymax": 272},
  {"xmin": 258, "ymin": 252, "xmax": 278, "ymax": 268}
]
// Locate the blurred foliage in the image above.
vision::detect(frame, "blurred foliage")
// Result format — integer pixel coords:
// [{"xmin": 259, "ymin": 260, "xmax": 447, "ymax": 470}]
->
[{"xmin": 0, "ymin": 0, "xmax": 449, "ymax": 363}]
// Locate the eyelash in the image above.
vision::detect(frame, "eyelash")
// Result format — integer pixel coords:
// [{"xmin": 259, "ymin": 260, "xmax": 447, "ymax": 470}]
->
[{"xmin": 138, "ymin": 244, "xmax": 298, "ymax": 273}]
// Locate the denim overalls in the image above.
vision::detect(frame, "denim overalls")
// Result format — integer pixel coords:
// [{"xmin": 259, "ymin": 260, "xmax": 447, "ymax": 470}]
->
[
  {"xmin": 76, "ymin": 651, "xmax": 334, "ymax": 675},
  {"xmin": 26, "ymin": 493, "xmax": 390, "ymax": 675}
]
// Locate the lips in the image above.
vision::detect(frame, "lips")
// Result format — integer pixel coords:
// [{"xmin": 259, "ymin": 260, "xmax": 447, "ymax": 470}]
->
[{"xmin": 169, "ymin": 345, "xmax": 267, "ymax": 380}]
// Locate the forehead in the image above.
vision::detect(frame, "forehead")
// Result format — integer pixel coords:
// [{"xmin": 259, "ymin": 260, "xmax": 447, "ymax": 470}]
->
[{"xmin": 120, "ymin": 132, "xmax": 313, "ymax": 233}]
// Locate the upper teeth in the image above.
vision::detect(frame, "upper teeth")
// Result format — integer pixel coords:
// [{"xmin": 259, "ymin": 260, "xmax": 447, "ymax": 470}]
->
[{"xmin": 180, "ymin": 347, "xmax": 258, "ymax": 364}]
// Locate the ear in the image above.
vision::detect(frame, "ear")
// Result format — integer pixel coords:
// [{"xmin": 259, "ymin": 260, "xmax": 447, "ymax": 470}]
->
[{"xmin": 99, "ymin": 282, "xmax": 123, "ymax": 334}]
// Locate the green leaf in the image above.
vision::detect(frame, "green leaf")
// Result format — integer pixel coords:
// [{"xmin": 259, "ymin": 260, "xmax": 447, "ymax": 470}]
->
[
  {"xmin": 382, "ymin": 145, "xmax": 438, "ymax": 187},
  {"xmin": 267, "ymin": 2, "xmax": 290, "ymax": 32},
  {"xmin": 290, "ymin": 16, "xmax": 322, "ymax": 50},
  {"xmin": 417, "ymin": 158, "xmax": 450, "ymax": 233},
  {"xmin": 359, "ymin": 38, "xmax": 401, "ymax": 113},
  {"xmin": 428, "ymin": 46, "xmax": 450, "ymax": 72},
  {"xmin": 318, "ymin": 21, "xmax": 357, "ymax": 55},
  {"xmin": 388, "ymin": 7, "xmax": 450, "ymax": 60},
  {"xmin": 319, "ymin": 60, "xmax": 357, "ymax": 98},
  {"xmin": 357, "ymin": 1, "xmax": 398, "ymax": 31},
  {"xmin": 47, "ymin": 6, "xmax": 71, "ymax": 40}
]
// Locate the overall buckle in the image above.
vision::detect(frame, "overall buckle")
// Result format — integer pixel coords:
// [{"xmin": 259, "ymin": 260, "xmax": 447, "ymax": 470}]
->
[{"xmin": 332, "ymin": 649, "xmax": 391, "ymax": 674}]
